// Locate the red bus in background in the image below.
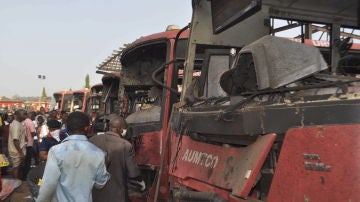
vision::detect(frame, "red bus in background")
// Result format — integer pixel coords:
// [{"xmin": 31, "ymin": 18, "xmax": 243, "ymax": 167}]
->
[
  {"xmin": 71, "ymin": 89, "xmax": 90, "ymax": 113},
  {"xmin": 86, "ymin": 83, "xmax": 103, "ymax": 120},
  {"xmin": 101, "ymin": 73, "xmax": 120, "ymax": 115},
  {"xmin": 91, "ymin": 72, "xmax": 120, "ymax": 134},
  {"xmin": 53, "ymin": 91, "xmax": 73, "ymax": 112},
  {"xmin": 0, "ymin": 100, "xmax": 24, "ymax": 112}
]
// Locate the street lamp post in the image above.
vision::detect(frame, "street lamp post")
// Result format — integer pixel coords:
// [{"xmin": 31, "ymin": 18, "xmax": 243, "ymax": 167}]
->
[{"xmin": 38, "ymin": 75, "xmax": 46, "ymax": 111}]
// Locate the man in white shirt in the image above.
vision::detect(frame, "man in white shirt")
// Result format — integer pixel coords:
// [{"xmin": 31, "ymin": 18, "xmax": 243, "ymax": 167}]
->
[
  {"xmin": 8, "ymin": 109, "xmax": 27, "ymax": 179},
  {"xmin": 36, "ymin": 115, "xmax": 49, "ymax": 142}
]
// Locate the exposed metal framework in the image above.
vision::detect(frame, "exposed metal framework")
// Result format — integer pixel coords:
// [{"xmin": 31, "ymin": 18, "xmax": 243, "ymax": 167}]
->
[
  {"xmin": 264, "ymin": 0, "xmax": 358, "ymax": 28},
  {"xmin": 271, "ymin": 21, "xmax": 360, "ymax": 40},
  {"xmin": 96, "ymin": 48, "xmax": 123, "ymax": 74}
]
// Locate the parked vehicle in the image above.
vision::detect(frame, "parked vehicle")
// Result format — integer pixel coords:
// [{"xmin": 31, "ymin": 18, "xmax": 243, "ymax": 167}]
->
[
  {"xmin": 92, "ymin": 72, "xmax": 121, "ymax": 133},
  {"xmin": 116, "ymin": 25, "xmax": 189, "ymax": 201},
  {"xmin": 86, "ymin": 83, "xmax": 103, "ymax": 120},
  {"xmin": 71, "ymin": 89, "xmax": 90, "ymax": 112},
  {"xmin": 167, "ymin": 1, "xmax": 360, "ymax": 202},
  {"xmin": 108, "ymin": 1, "xmax": 360, "ymax": 201},
  {"xmin": 53, "ymin": 91, "xmax": 73, "ymax": 112}
]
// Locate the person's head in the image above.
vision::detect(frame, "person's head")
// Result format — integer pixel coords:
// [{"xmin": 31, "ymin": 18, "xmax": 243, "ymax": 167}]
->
[
  {"xmin": 67, "ymin": 112, "xmax": 90, "ymax": 135},
  {"xmin": 55, "ymin": 110, "xmax": 62, "ymax": 119},
  {"xmin": 48, "ymin": 110, "xmax": 58, "ymax": 121},
  {"xmin": 15, "ymin": 109, "xmax": 27, "ymax": 122},
  {"xmin": 28, "ymin": 111, "xmax": 37, "ymax": 121},
  {"xmin": 39, "ymin": 107, "xmax": 46, "ymax": 115},
  {"xmin": 47, "ymin": 119, "xmax": 61, "ymax": 132},
  {"xmin": 7, "ymin": 114, "xmax": 14, "ymax": 123},
  {"xmin": 109, "ymin": 116, "xmax": 127, "ymax": 137},
  {"xmin": 61, "ymin": 112, "xmax": 68, "ymax": 124},
  {"xmin": 37, "ymin": 115, "xmax": 45, "ymax": 125}
]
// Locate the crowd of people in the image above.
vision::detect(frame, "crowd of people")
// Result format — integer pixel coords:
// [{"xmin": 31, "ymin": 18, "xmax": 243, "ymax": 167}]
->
[
  {"xmin": 0, "ymin": 108, "xmax": 145, "ymax": 202},
  {"xmin": 0, "ymin": 107, "xmax": 62, "ymax": 180}
]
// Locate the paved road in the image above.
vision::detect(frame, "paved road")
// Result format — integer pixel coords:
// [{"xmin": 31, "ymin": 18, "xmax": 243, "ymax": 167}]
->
[{"xmin": 4, "ymin": 181, "xmax": 32, "ymax": 202}]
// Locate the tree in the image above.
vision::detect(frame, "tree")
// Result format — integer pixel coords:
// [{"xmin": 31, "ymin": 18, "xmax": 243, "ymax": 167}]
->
[
  {"xmin": 12, "ymin": 94, "xmax": 20, "ymax": 100},
  {"xmin": 123, "ymin": 43, "xmax": 131, "ymax": 48},
  {"xmin": 41, "ymin": 87, "xmax": 47, "ymax": 98},
  {"xmin": 84, "ymin": 74, "xmax": 90, "ymax": 89}
]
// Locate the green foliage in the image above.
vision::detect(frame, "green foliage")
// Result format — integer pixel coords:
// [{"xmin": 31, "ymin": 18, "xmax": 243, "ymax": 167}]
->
[
  {"xmin": 12, "ymin": 94, "xmax": 20, "ymax": 100},
  {"xmin": 123, "ymin": 43, "xmax": 131, "ymax": 48},
  {"xmin": 41, "ymin": 87, "xmax": 47, "ymax": 98},
  {"xmin": 85, "ymin": 74, "xmax": 90, "ymax": 89}
]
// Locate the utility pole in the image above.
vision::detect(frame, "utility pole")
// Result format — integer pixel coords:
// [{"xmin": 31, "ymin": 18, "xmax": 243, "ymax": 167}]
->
[{"xmin": 38, "ymin": 75, "xmax": 46, "ymax": 110}]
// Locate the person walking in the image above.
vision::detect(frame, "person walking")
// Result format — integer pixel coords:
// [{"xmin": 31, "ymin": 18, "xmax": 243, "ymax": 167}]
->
[
  {"xmin": 36, "ymin": 115, "xmax": 49, "ymax": 143},
  {"xmin": 22, "ymin": 111, "xmax": 36, "ymax": 180},
  {"xmin": 34, "ymin": 115, "xmax": 48, "ymax": 167},
  {"xmin": 90, "ymin": 116, "xmax": 145, "ymax": 202},
  {"xmin": 27, "ymin": 119, "xmax": 67, "ymax": 200},
  {"xmin": 38, "ymin": 120, "xmax": 68, "ymax": 162},
  {"xmin": 1, "ymin": 113, "xmax": 14, "ymax": 156},
  {"xmin": 30, "ymin": 111, "xmax": 40, "ymax": 166},
  {"xmin": 37, "ymin": 112, "xmax": 110, "ymax": 202},
  {"xmin": 8, "ymin": 109, "xmax": 27, "ymax": 179}
]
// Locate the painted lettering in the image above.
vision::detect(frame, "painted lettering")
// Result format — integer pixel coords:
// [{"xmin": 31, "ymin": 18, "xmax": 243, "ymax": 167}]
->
[
  {"xmin": 187, "ymin": 150, "xmax": 194, "ymax": 162},
  {"xmin": 192, "ymin": 151, "xmax": 202, "ymax": 164},
  {"xmin": 181, "ymin": 149, "xmax": 219, "ymax": 169},
  {"xmin": 205, "ymin": 154, "xmax": 213, "ymax": 167},
  {"xmin": 182, "ymin": 149, "xmax": 189, "ymax": 161}
]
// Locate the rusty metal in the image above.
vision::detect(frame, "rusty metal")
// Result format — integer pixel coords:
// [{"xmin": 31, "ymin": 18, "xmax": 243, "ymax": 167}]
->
[
  {"xmin": 172, "ymin": 95, "xmax": 360, "ymax": 144},
  {"xmin": 267, "ymin": 124, "xmax": 360, "ymax": 202},
  {"xmin": 169, "ymin": 133, "xmax": 276, "ymax": 199},
  {"xmin": 133, "ymin": 132, "xmax": 161, "ymax": 166},
  {"xmin": 304, "ymin": 161, "xmax": 332, "ymax": 172},
  {"xmin": 310, "ymin": 24, "xmax": 360, "ymax": 40},
  {"xmin": 173, "ymin": 189, "xmax": 227, "ymax": 202},
  {"xmin": 97, "ymin": 48, "xmax": 123, "ymax": 73},
  {"xmin": 303, "ymin": 153, "xmax": 321, "ymax": 160},
  {"xmin": 118, "ymin": 29, "xmax": 190, "ymax": 201}
]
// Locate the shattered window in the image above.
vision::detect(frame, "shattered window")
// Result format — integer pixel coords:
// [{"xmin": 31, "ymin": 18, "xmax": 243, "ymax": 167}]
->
[
  {"xmin": 63, "ymin": 94, "xmax": 73, "ymax": 112},
  {"xmin": 220, "ymin": 53, "xmax": 257, "ymax": 96},
  {"xmin": 204, "ymin": 55, "xmax": 229, "ymax": 97}
]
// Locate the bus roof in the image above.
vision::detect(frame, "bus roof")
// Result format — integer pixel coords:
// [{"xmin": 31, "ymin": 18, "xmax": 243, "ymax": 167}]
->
[
  {"xmin": 91, "ymin": 83, "xmax": 103, "ymax": 89},
  {"xmin": 264, "ymin": 0, "xmax": 358, "ymax": 28},
  {"xmin": 132, "ymin": 29, "xmax": 188, "ymax": 45},
  {"xmin": 123, "ymin": 29, "xmax": 189, "ymax": 53},
  {"xmin": 53, "ymin": 90, "xmax": 72, "ymax": 96},
  {"xmin": 72, "ymin": 89, "xmax": 90, "ymax": 94}
]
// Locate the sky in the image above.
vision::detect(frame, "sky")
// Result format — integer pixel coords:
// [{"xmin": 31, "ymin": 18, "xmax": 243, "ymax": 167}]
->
[{"xmin": 0, "ymin": 0, "xmax": 192, "ymax": 98}]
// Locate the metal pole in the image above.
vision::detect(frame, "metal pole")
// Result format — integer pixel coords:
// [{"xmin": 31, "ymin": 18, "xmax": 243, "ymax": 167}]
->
[{"xmin": 330, "ymin": 24, "xmax": 341, "ymax": 74}]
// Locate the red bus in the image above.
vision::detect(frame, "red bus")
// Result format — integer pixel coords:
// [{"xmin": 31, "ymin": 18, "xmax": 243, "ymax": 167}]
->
[
  {"xmin": 86, "ymin": 83, "xmax": 103, "ymax": 119},
  {"xmin": 53, "ymin": 91, "xmax": 73, "ymax": 112},
  {"xmin": 71, "ymin": 89, "xmax": 90, "ymax": 112}
]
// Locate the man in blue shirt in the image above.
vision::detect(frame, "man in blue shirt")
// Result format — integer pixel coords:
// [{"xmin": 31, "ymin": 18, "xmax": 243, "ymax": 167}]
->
[{"xmin": 37, "ymin": 112, "xmax": 110, "ymax": 202}]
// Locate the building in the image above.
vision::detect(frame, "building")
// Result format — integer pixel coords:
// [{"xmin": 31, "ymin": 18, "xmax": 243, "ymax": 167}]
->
[
  {"xmin": 0, "ymin": 97, "xmax": 24, "ymax": 113},
  {"xmin": 0, "ymin": 96, "xmax": 51, "ymax": 113}
]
